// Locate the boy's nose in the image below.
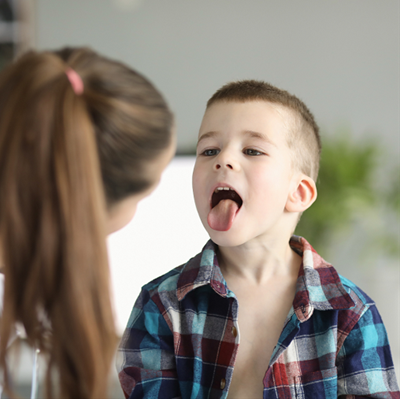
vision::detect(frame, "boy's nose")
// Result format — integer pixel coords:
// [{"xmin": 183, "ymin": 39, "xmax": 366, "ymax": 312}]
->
[
  {"xmin": 213, "ymin": 152, "xmax": 239, "ymax": 171},
  {"xmin": 214, "ymin": 162, "xmax": 233, "ymax": 170}
]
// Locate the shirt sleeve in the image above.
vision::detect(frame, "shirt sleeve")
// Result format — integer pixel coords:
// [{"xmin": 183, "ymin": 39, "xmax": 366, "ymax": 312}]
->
[
  {"xmin": 337, "ymin": 303, "xmax": 400, "ymax": 398},
  {"xmin": 117, "ymin": 288, "xmax": 181, "ymax": 399}
]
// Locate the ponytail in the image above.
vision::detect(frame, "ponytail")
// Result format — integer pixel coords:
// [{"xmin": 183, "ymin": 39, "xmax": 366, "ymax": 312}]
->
[{"xmin": 0, "ymin": 52, "xmax": 116, "ymax": 398}]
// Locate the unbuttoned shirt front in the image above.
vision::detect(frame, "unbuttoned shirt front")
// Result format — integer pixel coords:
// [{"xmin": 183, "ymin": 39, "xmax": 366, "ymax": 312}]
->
[{"xmin": 117, "ymin": 236, "xmax": 400, "ymax": 399}]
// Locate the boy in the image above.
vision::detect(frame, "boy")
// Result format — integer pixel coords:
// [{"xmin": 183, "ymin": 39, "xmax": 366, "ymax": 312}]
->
[{"xmin": 118, "ymin": 81, "xmax": 399, "ymax": 398}]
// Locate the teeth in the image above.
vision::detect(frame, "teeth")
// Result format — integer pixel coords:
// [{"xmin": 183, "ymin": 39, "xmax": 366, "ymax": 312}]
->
[{"xmin": 215, "ymin": 187, "xmax": 232, "ymax": 193}]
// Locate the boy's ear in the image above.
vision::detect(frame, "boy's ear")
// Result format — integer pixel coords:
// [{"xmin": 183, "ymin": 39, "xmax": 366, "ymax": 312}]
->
[{"xmin": 286, "ymin": 174, "xmax": 317, "ymax": 213}]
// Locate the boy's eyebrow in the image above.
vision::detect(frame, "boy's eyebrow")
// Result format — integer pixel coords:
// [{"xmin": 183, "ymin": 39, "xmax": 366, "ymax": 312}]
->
[
  {"xmin": 243, "ymin": 130, "xmax": 277, "ymax": 147},
  {"xmin": 197, "ymin": 131, "xmax": 219, "ymax": 145},
  {"xmin": 197, "ymin": 130, "xmax": 277, "ymax": 146}
]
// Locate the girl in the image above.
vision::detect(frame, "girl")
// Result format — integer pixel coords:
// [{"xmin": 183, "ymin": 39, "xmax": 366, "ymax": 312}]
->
[{"xmin": 0, "ymin": 47, "xmax": 175, "ymax": 398}]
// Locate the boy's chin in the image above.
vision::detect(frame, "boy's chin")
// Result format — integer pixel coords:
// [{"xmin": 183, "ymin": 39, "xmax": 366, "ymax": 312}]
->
[{"xmin": 205, "ymin": 227, "xmax": 246, "ymax": 248}]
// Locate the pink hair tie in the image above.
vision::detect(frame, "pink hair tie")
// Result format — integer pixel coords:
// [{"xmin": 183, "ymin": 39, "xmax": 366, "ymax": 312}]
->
[{"xmin": 65, "ymin": 68, "xmax": 84, "ymax": 95}]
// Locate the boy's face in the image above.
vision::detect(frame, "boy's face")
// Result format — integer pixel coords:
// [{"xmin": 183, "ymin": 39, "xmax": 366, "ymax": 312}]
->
[{"xmin": 192, "ymin": 100, "xmax": 300, "ymax": 248}]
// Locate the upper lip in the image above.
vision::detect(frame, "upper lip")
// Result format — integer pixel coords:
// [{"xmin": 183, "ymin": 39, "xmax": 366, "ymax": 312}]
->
[{"xmin": 209, "ymin": 182, "xmax": 243, "ymax": 209}]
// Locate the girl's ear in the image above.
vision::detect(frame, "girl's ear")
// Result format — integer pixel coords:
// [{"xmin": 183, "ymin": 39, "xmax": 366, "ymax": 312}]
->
[{"xmin": 286, "ymin": 175, "xmax": 317, "ymax": 213}]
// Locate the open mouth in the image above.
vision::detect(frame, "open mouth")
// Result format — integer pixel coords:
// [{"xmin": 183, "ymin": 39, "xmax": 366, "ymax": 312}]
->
[
  {"xmin": 208, "ymin": 187, "xmax": 243, "ymax": 231},
  {"xmin": 211, "ymin": 187, "xmax": 243, "ymax": 209}
]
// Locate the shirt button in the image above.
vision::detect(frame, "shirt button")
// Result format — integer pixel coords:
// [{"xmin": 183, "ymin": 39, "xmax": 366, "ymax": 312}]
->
[
  {"xmin": 220, "ymin": 378, "xmax": 226, "ymax": 389},
  {"xmin": 231, "ymin": 326, "xmax": 238, "ymax": 338}
]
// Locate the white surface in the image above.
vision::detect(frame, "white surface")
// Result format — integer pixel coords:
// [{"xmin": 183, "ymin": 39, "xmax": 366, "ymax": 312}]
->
[{"xmin": 107, "ymin": 156, "xmax": 208, "ymax": 334}]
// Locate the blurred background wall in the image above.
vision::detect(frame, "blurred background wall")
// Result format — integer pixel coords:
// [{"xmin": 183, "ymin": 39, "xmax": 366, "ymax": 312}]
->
[
  {"xmin": 1, "ymin": 0, "xmax": 399, "ymax": 396},
  {"xmin": 34, "ymin": 0, "xmax": 399, "ymax": 154}
]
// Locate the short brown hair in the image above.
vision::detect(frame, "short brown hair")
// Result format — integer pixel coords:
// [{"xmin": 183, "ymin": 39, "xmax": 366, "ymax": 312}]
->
[{"xmin": 207, "ymin": 80, "xmax": 321, "ymax": 181}]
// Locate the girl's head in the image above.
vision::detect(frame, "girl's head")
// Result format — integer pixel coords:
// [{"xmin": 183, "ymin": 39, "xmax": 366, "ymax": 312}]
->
[
  {"xmin": 53, "ymin": 47, "xmax": 176, "ymax": 232},
  {"xmin": 0, "ymin": 47, "xmax": 174, "ymax": 398}
]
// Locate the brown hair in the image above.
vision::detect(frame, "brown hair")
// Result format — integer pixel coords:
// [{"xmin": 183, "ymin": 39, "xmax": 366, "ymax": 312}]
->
[
  {"xmin": 0, "ymin": 48, "xmax": 173, "ymax": 398},
  {"xmin": 207, "ymin": 80, "xmax": 321, "ymax": 181}
]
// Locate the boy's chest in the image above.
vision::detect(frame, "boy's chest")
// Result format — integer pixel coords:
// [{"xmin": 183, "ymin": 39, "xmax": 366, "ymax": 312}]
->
[{"xmin": 226, "ymin": 281, "xmax": 296, "ymax": 398}]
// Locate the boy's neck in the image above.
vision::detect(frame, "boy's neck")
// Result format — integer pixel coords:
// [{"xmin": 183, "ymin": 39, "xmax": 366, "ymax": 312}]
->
[{"xmin": 217, "ymin": 237, "xmax": 302, "ymax": 285}]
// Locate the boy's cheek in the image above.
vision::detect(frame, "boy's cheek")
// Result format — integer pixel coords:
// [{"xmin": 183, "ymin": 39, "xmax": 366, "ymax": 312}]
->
[
  {"xmin": 192, "ymin": 185, "xmax": 203, "ymax": 208},
  {"xmin": 192, "ymin": 174, "xmax": 202, "ymax": 204},
  {"xmin": 192, "ymin": 166, "xmax": 202, "ymax": 189}
]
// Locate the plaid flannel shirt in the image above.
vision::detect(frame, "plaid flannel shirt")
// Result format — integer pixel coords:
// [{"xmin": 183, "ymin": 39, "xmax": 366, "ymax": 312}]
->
[{"xmin": 117, "ymin": 236, "xmax": 399, "ymax": 398}]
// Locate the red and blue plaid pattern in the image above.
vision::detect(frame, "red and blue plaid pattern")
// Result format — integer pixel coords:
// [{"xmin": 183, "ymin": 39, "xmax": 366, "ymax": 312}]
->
[{"xmin": 118, "ymin": 236, "xmax": 399, "ymax": 398}]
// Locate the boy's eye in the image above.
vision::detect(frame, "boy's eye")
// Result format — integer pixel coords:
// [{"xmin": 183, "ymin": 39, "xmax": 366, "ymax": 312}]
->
[
  {"xmin": 244, "ymin": 148, "xmax": 263, "ymax": 156},
  {"xmin": 201, "ymin": 149, "xmax": 220, "ymax": 156}
]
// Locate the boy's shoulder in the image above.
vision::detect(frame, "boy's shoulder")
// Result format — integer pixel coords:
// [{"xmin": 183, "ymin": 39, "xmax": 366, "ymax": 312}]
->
[
  {"xmin": 141, "ymin": 263, "xmax": 185, "ymax": 294},
  {"xmin": 338, "ymin": 274, "xmax": 374, "ymax": 308},
  {"xmin": 141, "ymin": 240, "xmax": 216, "ymax": 299}
]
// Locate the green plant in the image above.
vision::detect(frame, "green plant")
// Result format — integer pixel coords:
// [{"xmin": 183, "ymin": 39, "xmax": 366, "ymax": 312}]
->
[{"xmin": 296, "ymin": 130, "xmax": 399, "ymax": 259}]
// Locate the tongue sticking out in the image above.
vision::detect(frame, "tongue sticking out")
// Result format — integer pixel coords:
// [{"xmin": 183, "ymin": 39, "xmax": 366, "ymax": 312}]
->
[{"xmin": 207, "ymin": 199, "xmax": 239, "ymax": 231}]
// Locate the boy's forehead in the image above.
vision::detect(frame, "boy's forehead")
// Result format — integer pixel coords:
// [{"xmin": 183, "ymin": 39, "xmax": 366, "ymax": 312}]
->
[{"xmin": 198, "ymin": 100, "xmax": 295, "ymax": 139}]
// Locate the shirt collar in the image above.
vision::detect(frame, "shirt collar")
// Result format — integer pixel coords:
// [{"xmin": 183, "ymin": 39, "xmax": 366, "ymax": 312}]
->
[
  {"xmin": 176, "ymin": 237, "xmax": 355, "ymax": 320},
  {"xmin": 176, "ymin": 240, "xmax": 228, "ymax": 301},
  {"xmin": 290, "ymin": 235, "xmax": 355, "ymax": 322}
]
